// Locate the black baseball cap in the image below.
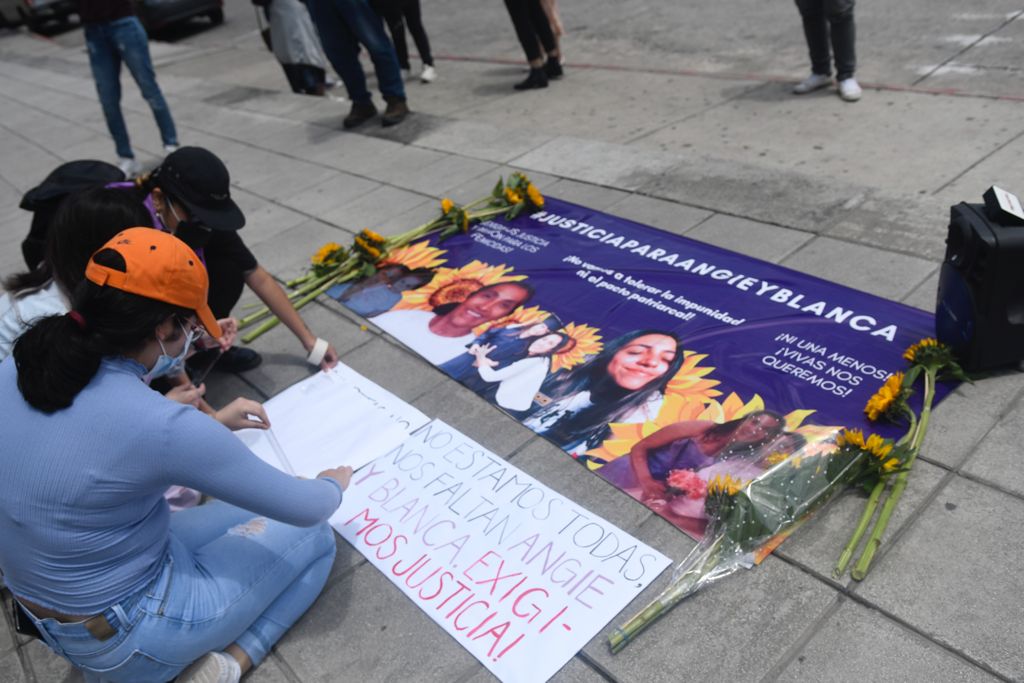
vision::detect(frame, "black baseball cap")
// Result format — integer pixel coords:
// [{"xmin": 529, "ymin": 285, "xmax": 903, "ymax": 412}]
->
[{"xmin": 156, "ymin": 147, "xmax": 245, "ymax": 232}]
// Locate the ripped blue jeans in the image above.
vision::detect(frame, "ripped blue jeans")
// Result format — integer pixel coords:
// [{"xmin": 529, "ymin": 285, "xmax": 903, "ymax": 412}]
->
[
  {"xmin": 24, "ymin": 501, "xmax": 336, "ymax": 683},
  {"xmin": 84, "ymin": 16, "xmax": 178, "ymax": 159}
]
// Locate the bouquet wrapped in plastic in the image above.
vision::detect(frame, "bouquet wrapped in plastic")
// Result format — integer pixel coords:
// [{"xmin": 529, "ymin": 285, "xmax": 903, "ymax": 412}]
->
[
  {"xmin": 607, "ymin": 337, "xmax": 966, "ymax": 653},
  {"xmin": 608, "ymin": 428, "xmax": 903, "ymax": 653}
]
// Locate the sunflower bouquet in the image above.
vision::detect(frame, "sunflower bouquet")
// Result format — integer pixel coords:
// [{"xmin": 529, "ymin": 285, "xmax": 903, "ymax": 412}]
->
[
  {"xmin": 607, "ymin": 425, "xmax": 904, "ymax": 653},
  {"xmin": 238, "ymin": 173, "xmax": 545, "ymax": 342},
  {"xmin": 832, "ymin": 337, "xmax": 968, "ymax": 580},
  {"xmin": 607, "ymin": 337, "xmax": 966, "ymax": 653}
]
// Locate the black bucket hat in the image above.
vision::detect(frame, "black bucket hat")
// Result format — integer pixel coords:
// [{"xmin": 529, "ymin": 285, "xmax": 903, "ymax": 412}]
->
[{"xmin": 155, "ymin": 147, "xmax": 245, "ymax": 231}]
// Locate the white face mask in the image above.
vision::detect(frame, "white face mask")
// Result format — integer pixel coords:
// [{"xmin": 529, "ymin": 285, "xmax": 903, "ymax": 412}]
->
[{"xmin": 142, "ymin": 320, "xmax": 196, "ymax": 383}]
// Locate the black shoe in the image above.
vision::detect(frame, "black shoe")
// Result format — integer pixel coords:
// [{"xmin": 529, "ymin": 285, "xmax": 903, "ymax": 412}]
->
[
  {"xmin": 544, "ymin": 56, "xmax": 563, "ymax": 79},
  {"xmin": 382, "ymin": 97, "xmax": 410, "ymax": 127},
  {"xmin": 343, "ymin": 100, "xmax": 377, "ymax": 129},
  {"xmin": 514, "ymin": 67, "xmax": 548, "ymax": 91},
  {"xmin": 188, "ymin": 346, "xmax": 263, "ymax": 376}
]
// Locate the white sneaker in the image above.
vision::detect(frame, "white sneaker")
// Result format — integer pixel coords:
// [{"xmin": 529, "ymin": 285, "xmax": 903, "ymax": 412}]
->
[
  {"xmin": 793, "ymin": 73, "xmax": 833, "ymax": 94},
  {"xmin": 420, "ymin": 64, "xmax": 437, "ymax": 83},
  {"xmin": 176, "ymin": 652, "xmax": 241, "ymax": 683},
  {"xmin": 117, "ymin": 157, "xmax": 142, "ymax": 178},
  {"xmin": 838, "ymin": 77, "xmax": 863, "ymax": 102},
  {"xmin": 163, "ymin": 144, "xmax": 179, "ymax": 154}
]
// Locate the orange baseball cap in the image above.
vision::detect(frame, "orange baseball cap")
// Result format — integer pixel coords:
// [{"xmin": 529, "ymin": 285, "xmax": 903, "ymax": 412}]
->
[{"xmin": 85, "ymin": 228, "xmax": 222, "ymax": 338}]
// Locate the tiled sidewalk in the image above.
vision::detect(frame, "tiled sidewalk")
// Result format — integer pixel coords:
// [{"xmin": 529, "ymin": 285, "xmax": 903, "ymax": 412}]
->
[{"xmin": 1, "ymin": 24, "xmax": 1023, "ymax": 683}]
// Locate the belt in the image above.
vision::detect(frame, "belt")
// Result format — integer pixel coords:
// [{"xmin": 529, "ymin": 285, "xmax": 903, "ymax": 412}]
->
[{"xmin": 16, "ymin": 597, "xmax": 118, "ymax": 641}]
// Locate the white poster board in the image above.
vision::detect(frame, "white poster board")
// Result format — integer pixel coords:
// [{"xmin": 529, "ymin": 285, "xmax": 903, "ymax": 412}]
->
[
  {"xmin": 332, "ymin": 419, "xmax": 672, "ymax": 683},
  {"xmin": 235, "ymin": 364, "xmax": 430, "ymax": 477}
]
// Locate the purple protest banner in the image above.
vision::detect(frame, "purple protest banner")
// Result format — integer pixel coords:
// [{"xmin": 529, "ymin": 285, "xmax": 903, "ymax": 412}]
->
[{"xmin": 328, "ymin": 197, "xmax": 945, "ymax": 540}]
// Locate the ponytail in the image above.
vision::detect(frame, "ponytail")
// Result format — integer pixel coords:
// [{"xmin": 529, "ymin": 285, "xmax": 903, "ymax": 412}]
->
[{"xmin": 12, "ymin": 249, "xmax": 191, "ymax": 413}]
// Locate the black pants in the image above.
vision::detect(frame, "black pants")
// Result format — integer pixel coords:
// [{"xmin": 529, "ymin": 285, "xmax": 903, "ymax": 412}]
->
[
  {"xmin": 795, "ymin": 0, "xmax": 856, "ymax": 80},
  {"xmin": 372, "ymin": 0, "xmax": 432, "ymax": 69},
  {"xmin": 281, "ymin": 63, "xmax": 327, "ymax": 95},
  {"xmin": 503, "ymin": 0, "xmax": 556, "ymax": 63}
]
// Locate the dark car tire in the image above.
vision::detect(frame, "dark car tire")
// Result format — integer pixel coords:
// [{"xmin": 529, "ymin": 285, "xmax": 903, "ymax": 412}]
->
[{"xmin": 207, "ymin": 8, "xmax": 223, "ymax": 24}]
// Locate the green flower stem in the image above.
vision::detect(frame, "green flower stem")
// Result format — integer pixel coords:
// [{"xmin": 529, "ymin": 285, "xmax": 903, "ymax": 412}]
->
[
  {"xmin": 241, "ymin": 274, "xmax": 346, "ymax": 343},
  {"xmin": 833, "ymin": 480, "xmax": 886, "ymax": 578},
  {"xmin": 851, "ymin": 369, "xmax": 936, "ymax": 580},
  {"xmin": 608, "ymin": 535, "xmax": 726, "ymax": 654}
]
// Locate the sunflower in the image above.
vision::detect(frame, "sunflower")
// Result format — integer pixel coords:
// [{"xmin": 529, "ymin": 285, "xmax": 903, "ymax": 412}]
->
[
  {"xmin": 311, "ymin": 242, "xmax": 344, "ymax": 266},
  {"xmin": 903, "ymin": 337, "xmax": 940, "ymax": 363},
  {"xmin": 441, "ymin": 198, "xmax": 454, "ymax": 215},
  {"xmin": 549, "ymin": 322, "xmax": 603, "ymax": 373},
  {"xmin": 389, "ymin": 260, "xmax": 524, "ymax": 312},
  {"xmin": 864, "ymin": 371, "xmax": 906, "ymax": 421},
  {"xmin": 352, "ymin": 235, "xmax": 382, "ymax": 261},
  {"xmin": 358, "ymin": 228, "xmax": 386, "ymax": 247},
  {"xmin": 378, "ymin": 240, "xmax": 448, "ymax": 271},
  {"xmin": 504, "ymin": 187, "xmax": 523, "ymax": 205},
  {"xmin": 707, "ymin": 473, "xmax": 747, "ymax": 497},
  {"xmin": 526, "ymin": 183, "xmax": 544, "ymax": 208}
]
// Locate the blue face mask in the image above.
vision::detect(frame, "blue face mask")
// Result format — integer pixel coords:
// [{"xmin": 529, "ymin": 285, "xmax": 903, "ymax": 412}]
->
[{"xmin": 143, "ymin": 320, "xmax": 197, "ymax": 383}]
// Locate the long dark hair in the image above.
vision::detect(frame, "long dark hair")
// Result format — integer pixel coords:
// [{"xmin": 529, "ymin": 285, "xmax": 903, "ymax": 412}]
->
[
  {"xmin": 528, "ymin": 332, "xmax": 573, "ymax": 358},
  {"xmin": 711, "ymin": 410, "xmax": 786, "ymax": 459},
  {"xmin": 536, "ymin": 329, "xmax": 685, "ymax": 449},
  {"xmin": 13, "ymin": 249, "xmax": 191, "ymax": 413},
  {"xmin": 3, "ymin": 187, "xmax": 153, "ymax": 298}
]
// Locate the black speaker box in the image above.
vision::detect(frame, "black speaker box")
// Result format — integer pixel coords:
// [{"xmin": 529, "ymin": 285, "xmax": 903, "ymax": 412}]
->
[{"xmin": 936, "ymin": 201, "xmax": 1024, "ymax": 371}]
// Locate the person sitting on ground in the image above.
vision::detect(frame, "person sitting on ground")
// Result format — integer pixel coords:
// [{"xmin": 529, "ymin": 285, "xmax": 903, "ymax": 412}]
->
[
  {"xmin": 123, "ymin": 146, "xmax": 340, "ymax": 373},
  {"xmin": 0, "ymin": 228, "xmax": 353, "ymax": 683},
  {"xmin": 0, "ymin": 187, "xmax": 263, "ymax": 511},
  {"xmin": 18, "ymin": 159, "xmax": 126, "ymax": 270}
]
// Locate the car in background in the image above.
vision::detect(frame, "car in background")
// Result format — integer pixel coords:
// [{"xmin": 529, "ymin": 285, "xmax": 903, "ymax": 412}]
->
[
  {"xmin": 135, "ymin": 0, "xmax": 223, "ymax": 32},
  {"xmin": 0, "ymin": 0, "xmax": 76, "ymax": 32}
]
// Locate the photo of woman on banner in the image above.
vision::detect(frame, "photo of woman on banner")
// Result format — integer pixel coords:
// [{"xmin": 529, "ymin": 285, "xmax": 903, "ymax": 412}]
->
[
  {"xmin": 468, "ymin": 331, "xmax": 575, "ymax": 416},
  {"xmin": 657, "ymin": 429, "xmax": 805, "ymax": 536},
  {"xmin": 330, "ymin": 264, "xmax": 434, "ymax": 318},
  {"xmin": 595, "ymin": 410, "xmax": 785, "ymax": 503},
  {"xmin": 439, "ymin": 314, "xmax": 564, "ymax": 389},
  {"xmin": 370, "ymin": 281, "xmax": 534, "ymax": 364},
  {"xmin": 524, "ymin": 330, "xmax": 684, "ymax": 455}
]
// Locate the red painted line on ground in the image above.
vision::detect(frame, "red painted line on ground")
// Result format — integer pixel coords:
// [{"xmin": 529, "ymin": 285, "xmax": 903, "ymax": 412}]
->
[{"xmin": 435, "ymin": 53, "xmax": 1024, "ymax": 103}]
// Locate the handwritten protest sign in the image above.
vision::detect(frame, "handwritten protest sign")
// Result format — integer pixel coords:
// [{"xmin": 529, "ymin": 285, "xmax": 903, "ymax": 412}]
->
[
  {"xmin": 236, "ymin": 364, "xmax": 429, "ymax": 476},
  {"xmin": 332, "ymin": 419, "xmax": 671, "ymax": 683}
]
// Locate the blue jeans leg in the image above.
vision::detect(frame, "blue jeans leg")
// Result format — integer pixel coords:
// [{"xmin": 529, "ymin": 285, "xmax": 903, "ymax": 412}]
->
[
  {"xmin": 85, "ymin": 23, "xmax": 133, "ymax": 159},
  {"xmin": 340, "ymin": 0, "xmax": 405, "ymax": 100},
  {"xmin": 113, "ymin": 17, "xmax": 178, "ymax": 147},
  {"xmin": 306, "ymin": 0, "xmax": 373, "ymax": 103},
  {"xmin": 27, "ymin": 501, "xmax": 337, "ymax": 682}
]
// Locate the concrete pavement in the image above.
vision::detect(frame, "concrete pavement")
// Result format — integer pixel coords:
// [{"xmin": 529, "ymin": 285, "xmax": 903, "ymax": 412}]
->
[{"xmin": 2, "ymin": 1, "xmax": 1024, "ymax": 680}]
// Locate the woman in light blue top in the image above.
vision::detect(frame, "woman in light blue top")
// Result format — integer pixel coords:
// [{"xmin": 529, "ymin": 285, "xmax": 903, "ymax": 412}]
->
[{"xmin": 0, "ymin": 229, "xmax": 352, "ymax": 683}]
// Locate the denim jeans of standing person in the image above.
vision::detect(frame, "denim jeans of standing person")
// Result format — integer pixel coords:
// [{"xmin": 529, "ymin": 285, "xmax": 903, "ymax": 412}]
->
[
  {"xmin": 84, "ymin": 16, "xmax": 178, "ymax": 160},
  {"xmin": 20, "ymin": 501, "xmax": 336, "ymax": 683},
  {"xmin": 305, "ymin": 0, "xmax": 405, "ymax": 103},
  {"xmin": 795, "ymin": 0, "xmax": 856, "ymax": 80}
]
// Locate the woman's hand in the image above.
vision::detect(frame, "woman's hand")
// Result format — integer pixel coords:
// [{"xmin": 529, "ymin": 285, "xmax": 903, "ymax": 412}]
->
[
  {"xmin": 319, "ymin": 341, "xmax": 339, "ymax": 371},
  {"xmin": 317, "ymin": 465, "xmax": 354, "ymax": 491},
  {"xmin": 640, "ymin": 481, "xmax": 668, "ymax": 503},
  {"xmin": 214, "ymin": 398, "xmax": 270, "ymax": 431},
  {"xmin": 167, "ymin": 382, "xmax": 205, "ymax": 408},
  {"xmin": 215, "ymin": 317, "xmax": 239, "ymax": 350}
]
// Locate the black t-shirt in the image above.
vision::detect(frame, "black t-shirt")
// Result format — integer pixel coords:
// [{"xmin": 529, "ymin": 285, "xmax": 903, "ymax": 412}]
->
[
  {"xmin": 203, "ymin": 230, "xmax": 259, "ymax": 319},
  {"xmin": 77, "ymin": 0, "xmax": 135, "ymax": 24}
]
